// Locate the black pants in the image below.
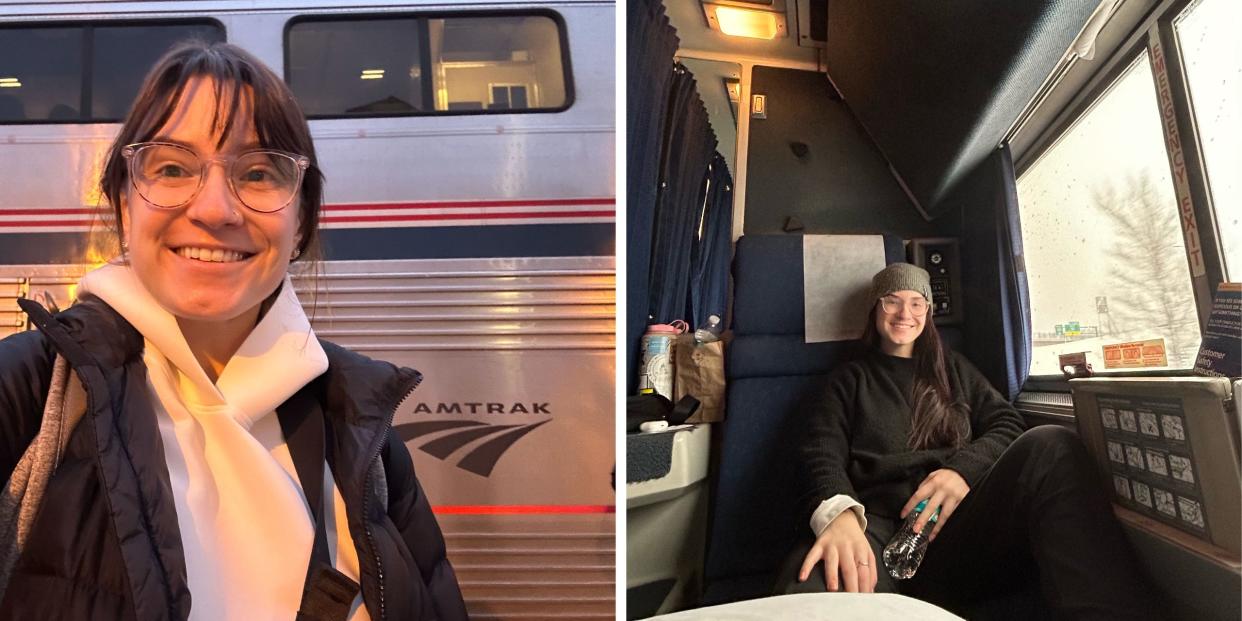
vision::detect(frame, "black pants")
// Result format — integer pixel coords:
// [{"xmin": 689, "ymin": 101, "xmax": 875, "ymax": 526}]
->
[{"xmin": 776, "ymin": 426, "xmax": 1164, "ymax": 620}]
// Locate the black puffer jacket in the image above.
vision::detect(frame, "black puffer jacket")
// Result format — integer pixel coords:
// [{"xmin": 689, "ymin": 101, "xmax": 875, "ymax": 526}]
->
[{"xmin": 0, "ymin": 296, "xmax": 467, "ymax": 620}]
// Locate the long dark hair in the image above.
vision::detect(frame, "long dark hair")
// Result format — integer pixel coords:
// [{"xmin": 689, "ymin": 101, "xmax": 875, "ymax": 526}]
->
[
  {"xmin": 97, "ymin": 40, "xmax": 323, "ymax": 264},
  {"xmin": 861, "ymin": 305, "xmax": 971, "ymax": 450}
]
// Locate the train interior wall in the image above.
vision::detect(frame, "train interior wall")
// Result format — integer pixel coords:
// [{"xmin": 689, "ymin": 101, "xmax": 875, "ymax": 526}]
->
[{"xmin": 743, "ymin": 67, "xmax": 959, "ymax": 240}]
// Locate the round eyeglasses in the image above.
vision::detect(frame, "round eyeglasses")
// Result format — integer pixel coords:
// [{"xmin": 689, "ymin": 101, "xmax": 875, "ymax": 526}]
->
[
  {"xmin": 122, "ymin": 142, "xmax": 310, "ymax": 213},
  {"xmin": 879, "ymin": 295, "xmax": 929, "ymax": 317}
]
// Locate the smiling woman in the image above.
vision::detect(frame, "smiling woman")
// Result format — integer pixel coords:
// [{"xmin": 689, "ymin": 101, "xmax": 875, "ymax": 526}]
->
[
  {"xmin": 775, "ymin": 262, "xmax": 1164, "ymax": 619},
  {"xmin": 107, "ymin": 77, "xmax": 309, "ymax": 380},
  {"xmin": 0, "ymin": 42, "xmax": 466, "ymax": 620}
]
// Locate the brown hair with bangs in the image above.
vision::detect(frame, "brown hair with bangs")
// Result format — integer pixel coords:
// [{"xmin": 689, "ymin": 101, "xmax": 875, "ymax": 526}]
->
[
  {"xmin": 860, "ymin": 305, "xmax": 972, "ymax": 450},
  {"xmin": 97, "ymin": 40, "xmax": 323, "ymax": 263}
]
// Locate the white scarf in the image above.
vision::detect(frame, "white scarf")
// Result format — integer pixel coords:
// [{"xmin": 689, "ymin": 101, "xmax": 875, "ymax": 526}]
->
[{"xmin": 79, "ymin": 263, "xmax": 368, "ymax": 621}]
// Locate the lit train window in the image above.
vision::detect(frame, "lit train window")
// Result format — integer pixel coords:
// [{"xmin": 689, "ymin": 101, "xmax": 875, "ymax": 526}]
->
[
  {"xmin": 1016, "ymin": 55, "xmax": 1202, "ymax": 375},
  {"xmin": 286, "ymin": 12, "xmax": 571, "ymax": 117},
  {"xmin": 1174, "ymin": 0, "xmax": 1240, "ymax": 280},
  {"xmin": 428, "ymin": 16, "xmax": 568, "ymax": 112},
  {"xmin": 0, "ymin": 21, "xmax": 225, "ymax": 123}
]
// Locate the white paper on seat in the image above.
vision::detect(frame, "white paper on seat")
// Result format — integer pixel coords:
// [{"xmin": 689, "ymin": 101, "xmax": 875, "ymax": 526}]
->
[
  {"xmin": 803, "ymin": 235, "xmax": 887, "ymax": 343},
  {"xmin": 647, "ymin": 593, "xmax": 965, "ymax": 620}
]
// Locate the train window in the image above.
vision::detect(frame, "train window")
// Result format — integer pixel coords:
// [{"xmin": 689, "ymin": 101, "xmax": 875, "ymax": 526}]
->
[
  {"xmin": 1173, "ymin": 0, "xmax": 1240, "ymax": 280},
  {"xmin": 0, "ymin": 27, "xmax": 81, "ymax": 122},
  {"xmin": 91, "ymin": 24, "xmax": 226, "ymax": 120},
  {"xmin": 286, "ymin": 13, "xmax": 570, "ymax": 117},
  {"xmin": 428, "ymin": 16, "xmax": 567, "ymax": 112},
  {"xmin": 286, "ymin": 18, "xmax": 427, "ymax": 114},
  {"xmin": 1016, "ymin": 54, "xmax": 1202, "ymax": 376},
  {"xmin": 0, "ymin": 22, "xmax": 224, "ymax": 123}
]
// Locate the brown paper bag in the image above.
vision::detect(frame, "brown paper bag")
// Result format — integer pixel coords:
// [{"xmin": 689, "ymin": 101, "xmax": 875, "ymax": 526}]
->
[{"xmin": 673, "ymin": 333, "xmax": 726, "ymax": 423}]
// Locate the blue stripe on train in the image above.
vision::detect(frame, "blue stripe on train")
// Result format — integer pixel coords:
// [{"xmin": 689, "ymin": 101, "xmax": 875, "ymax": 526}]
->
[
  {"xmin": 321, "ymin": 223, "xmax": 615, "ymax": 259},
  {"xmin": 0, "ymin": 223, "xmax": 616, "ymax": 264},
  {"xmin": 0, "ymin": 233, "xmax": 93, "ymax": 264}
]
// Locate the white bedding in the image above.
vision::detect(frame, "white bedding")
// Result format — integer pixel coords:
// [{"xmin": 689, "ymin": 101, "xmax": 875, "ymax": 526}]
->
[{"xmin": 646, "ymin": 593, "xmax": 965, "ymax": 620}]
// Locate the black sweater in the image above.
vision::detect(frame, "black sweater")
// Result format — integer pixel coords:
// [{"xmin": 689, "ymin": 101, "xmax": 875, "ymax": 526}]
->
[{"xmin": 797, "ymin": 349, "xmax": 1026, "ymax": 522}]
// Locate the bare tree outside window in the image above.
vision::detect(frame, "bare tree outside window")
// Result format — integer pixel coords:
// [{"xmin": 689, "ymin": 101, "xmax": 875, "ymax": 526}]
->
[{"xmin": 1090, "ymin": 172, "xmax": 1202, "ymax": 367}]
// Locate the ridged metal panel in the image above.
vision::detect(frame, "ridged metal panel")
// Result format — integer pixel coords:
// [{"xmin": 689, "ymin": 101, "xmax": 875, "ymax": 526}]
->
[
  {"xmin": 440, "ymin": 514, "xmax": 615, "ymax": 620},
  {"xmin": 0, "ymin": 268, "xmax": 89, "ymax": 339},
  {"xmin": 294, "ymin": 259, "xmax": 616, "ymax": 352}
]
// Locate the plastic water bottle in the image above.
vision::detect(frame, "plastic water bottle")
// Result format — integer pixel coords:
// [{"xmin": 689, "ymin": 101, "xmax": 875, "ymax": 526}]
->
[
  {"xmin": 882, "ymin": 499, "xmax": 939, "ymax": 579},
  {"xmin": 693, "ymin": 314, "xmax": 722, "ymax": 344}
]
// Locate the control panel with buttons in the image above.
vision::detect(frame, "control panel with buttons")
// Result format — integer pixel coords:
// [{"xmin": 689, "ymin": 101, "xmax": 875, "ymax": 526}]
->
[{"xmin": 908, "ymin": 238, "xmax": 963, "ymax": 325}]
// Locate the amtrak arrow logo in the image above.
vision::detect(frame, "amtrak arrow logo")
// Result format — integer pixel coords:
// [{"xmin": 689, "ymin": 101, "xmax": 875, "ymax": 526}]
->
[{"xmin": 395, "ymin": 419, "xmax": 551, "ymax": 477}]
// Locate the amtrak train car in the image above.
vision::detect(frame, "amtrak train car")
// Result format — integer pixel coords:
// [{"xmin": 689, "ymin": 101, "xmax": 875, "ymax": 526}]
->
[
  {"xmin": 0, "ymin": 1, "xmax": 615, "ymax": 618},
  {"xmin": 627, "ymin": 0, "xmax": 1238, "ymax": 619}
]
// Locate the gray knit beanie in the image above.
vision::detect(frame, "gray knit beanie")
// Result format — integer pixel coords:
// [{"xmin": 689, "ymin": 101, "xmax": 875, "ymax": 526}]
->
[{"xmin": 869, "ymin": 263, "xmax": 933, "ymax": 307}]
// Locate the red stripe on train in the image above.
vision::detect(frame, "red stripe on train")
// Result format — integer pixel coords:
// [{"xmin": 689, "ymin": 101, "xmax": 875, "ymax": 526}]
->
[
  {"xmin": 0, "ymin": 209, "xmax": 103, "ymax": 216},
  {"xmin": 432, "ymin": 505, "xmax": 616, "ymax": 515},
  {"xmin": 320, "ymin": 210, "xmax": 615, "ymax": 224},
  {"xmin": 0, "ymin": 220, "xmax": 96, "ymax": 228},
  {"xmin": 323, "ymin": 198, "xmax": 615, "ymax": 211}
]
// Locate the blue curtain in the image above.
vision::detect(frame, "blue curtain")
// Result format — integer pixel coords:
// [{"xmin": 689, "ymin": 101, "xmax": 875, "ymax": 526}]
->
[
  {"xmin": 955, "ymin": 144, "xmax": 1031, "ymax": 400},
  {"xmin": 626, "ymin": 0, "xmax": 679, "ymax": 392},
  {"xmin": 996, "ymin": 143, "xmax": 1032, "ymax": 398},
  {"xmin": 689, "ymin": 153, "xmax": 734, "ymax": 329},
  {"xmin": 625, "ymin": 7, "xmax": 732, "ymax": 392},
  {"xmin": 648, "ymin": 64, "xmax": 717, "ymax": 326}
]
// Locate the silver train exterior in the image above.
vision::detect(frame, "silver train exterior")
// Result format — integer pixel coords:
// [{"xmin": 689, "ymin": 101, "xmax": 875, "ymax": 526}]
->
[{"xmin": 0, "ymin": 2, "xmax": 616, "ymax": 618}]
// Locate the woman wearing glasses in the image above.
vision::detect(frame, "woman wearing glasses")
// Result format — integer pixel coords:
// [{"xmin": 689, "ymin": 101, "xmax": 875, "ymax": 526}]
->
[
  {"xmin": 778, "ymin": 263, "xmax": 1159, "ymax": 619},
  {"xmin": 0, "ymin": 42, "xmax": 465, "ymax": 620}
]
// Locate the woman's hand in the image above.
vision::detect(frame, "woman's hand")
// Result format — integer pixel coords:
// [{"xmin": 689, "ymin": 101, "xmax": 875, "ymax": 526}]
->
[
  {"xmin": 900, "ymin": 468, "xmax": 970, "ymax": 541},
  {"xmin": 798, "ymin": 511, "xmax": 877, "ymax": 593}
]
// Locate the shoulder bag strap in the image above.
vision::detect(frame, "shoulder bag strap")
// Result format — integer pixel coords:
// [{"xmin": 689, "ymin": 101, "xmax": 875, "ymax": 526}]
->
[
  {"xmin": 277, "ymin": 384, "xmax": 361, "ymax": 621},
  {"xmin": 0, "ymin": 353, "xmax": 87, "ymax": 602}
]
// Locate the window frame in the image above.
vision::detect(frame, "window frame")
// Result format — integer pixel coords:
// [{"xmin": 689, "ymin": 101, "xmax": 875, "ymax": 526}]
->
[
  {"xmin": 282, "ymin": 9, "xmax": 576, "ymax": 119},
  {"xmin": 0, "ymin": 18, "xmax": 226, "ymax": 125},
  {"xmin": 1013, "ymin": 0, "xmax": 1230, "ymax": 389}
]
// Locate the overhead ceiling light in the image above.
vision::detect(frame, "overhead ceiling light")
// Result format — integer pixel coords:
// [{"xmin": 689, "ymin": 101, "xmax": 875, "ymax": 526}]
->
[
  {"xmin": 703, "ymin": 2, "xmax": 787, "ymax": 40},
  {"xmin": 0, "ymin": 77, "xmax": 21, "ymax": 88},
  {"xmin": 360, "ymin": 69, "xmax": 385, "ymax": 80}
]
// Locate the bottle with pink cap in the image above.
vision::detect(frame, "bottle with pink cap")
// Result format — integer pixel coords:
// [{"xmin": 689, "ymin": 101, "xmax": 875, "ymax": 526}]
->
[{"xmin": 638, "ymin": 321, "xmax": 686, "ymax": 398}]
